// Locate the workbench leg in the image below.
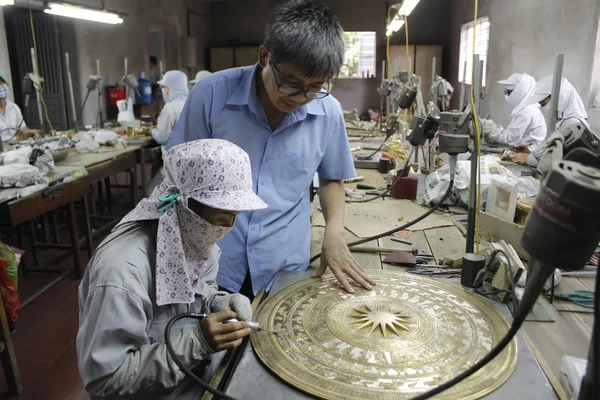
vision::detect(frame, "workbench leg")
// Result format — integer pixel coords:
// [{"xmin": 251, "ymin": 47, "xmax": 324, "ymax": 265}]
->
[
  {"xmin": 0, "ymin": 289, "xmax": 23, "ymax": 395},
  {"xmin": 42, "ymin": 214, "xmax": 51, "ymax": 244},
  {"xmin": 89, "ymin": 185, "xmax": 97, "ymax": 229},
  {"xmin": 16, "ymin": 225, "xmax": 28, "ymax": 276},
  {"xmin": 140, "ymin": 148, "xmax": 148, "ymax": 198},
  {"xmin": 82, "ymin": 197, "xmax": 93, "ymax": 259},
  {"xmin": 67, "ymin": 202, "xmax": 83, "ymax": 278},
  {"xmin": 131, "ymin": 168, "xmax": 139, "ymax": 207},
  {"xmin": 97, "ymin": 181, "xmax": 104, "ymax": 217},
  {"xmin": 28, "ymin": 220, "xmax": 39, "ymax": 269},
  {"xmin": 104, "ymin": 177, "xmax": 112, "ymax": 214},
  {"xmin": 52, "ymin": 210, "xmax": 60, "ymax": 244}
]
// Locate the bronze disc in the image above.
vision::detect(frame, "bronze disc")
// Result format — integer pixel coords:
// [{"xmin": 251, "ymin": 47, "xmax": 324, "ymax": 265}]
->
[{"xmin": 251, "ymin": 271, "xmax": 518, "ymax": 399}]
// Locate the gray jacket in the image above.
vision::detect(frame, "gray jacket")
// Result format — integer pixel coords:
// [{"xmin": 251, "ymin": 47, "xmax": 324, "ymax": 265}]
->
[{"xmin": 77, "ymin": 221, "xmax": 221, "ymax": 399}]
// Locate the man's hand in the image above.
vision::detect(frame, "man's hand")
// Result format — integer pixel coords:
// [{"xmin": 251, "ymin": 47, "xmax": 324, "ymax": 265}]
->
[
  {"xmin": 199, "ymin": 310, "xmax": 251, "ymax": 352},
  {"xmin": 313, "ymin": 228, "xmax": 376, "ymax": 293},
  {"xmin": 511, "ymin": 152, "xmax": 529, "ymax": 165}
]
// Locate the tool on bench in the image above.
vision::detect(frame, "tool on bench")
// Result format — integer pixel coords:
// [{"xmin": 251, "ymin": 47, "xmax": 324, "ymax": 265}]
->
[
  {"xmin": 408, "ymin": 268, "xmax": 461, "ymax": 276},
  {"xmin": 390, "ymin": 237, "xmax": 412, "ymax": 245},
  {"xmin": 356, "ymin": 184, "xmax": 387, "ymax": 190},
  {"xmin": 543, "ymin": 290, "xmax": 595, "ymax": 308}
]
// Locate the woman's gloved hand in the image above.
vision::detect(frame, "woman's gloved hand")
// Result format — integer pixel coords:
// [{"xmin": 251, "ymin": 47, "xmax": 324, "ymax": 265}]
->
[
  {"xmin": 199, "ymin": 310, "xmax": 251, "ymax": 351},
  {"xmin": 210, "ymin": 292, "xmax": 253, "ymax": 321}
]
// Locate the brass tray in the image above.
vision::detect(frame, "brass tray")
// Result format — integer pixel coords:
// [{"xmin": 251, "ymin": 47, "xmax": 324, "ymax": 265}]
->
[{"xmin": 251, "ymin": 271, "xmax": 518, "ymax": 399}]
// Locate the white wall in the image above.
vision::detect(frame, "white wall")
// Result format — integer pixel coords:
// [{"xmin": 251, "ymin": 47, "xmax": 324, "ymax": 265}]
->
[
  {"xmin": 71, "ymin": 0, "xmax": 188, "ymax": 125},
  {"xmin": 485, "ymin": 0, "xmax": 600, "ymax": 129},
  {"xmin": 0, "ymin": 7, "xmax": 14, "ymax": 102},
  {"xmin": 449, "ymin": 0, "xmax": 600, "ymax": 133}
]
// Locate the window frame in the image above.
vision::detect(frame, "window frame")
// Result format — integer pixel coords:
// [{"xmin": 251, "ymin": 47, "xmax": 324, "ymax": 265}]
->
[
  {"xmin": 338, "ymin": 31, "xmax": 377, "ymax": 79},
  {"xmin": 458, "ymin": 17, "xmax": 490, "ymax": 87}
]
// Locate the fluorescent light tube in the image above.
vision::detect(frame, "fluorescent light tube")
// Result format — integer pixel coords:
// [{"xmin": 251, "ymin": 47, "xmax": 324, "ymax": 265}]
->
[
  {"xmin": 0, "ymin": 1, "xmax": 15, "ymax": 6},
  {"xmin": 44, "ymin": 3, "xmax": 123, "ymax": 24}
]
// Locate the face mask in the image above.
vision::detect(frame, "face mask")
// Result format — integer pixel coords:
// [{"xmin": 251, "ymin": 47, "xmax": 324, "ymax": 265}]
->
[
  {"xmin": 504, "ymin": 94, "xmax": 509, "ymax": 102},
  {"xmin": 177, "ymin": 202, "xmax": 233, "ymax": 263},
  {"xmin": 0, "ymin": 85, "xmax": 9, "ymax": 99},
  {"xmin": 162, "ymin": 87, "xmax": 170, "ymax": 103}
]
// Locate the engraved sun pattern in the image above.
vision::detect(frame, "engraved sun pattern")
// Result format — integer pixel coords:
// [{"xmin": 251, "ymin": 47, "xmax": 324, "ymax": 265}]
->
[{"xmin": 349, "ymin": 304, "xmax": 412, "ymax": 338}]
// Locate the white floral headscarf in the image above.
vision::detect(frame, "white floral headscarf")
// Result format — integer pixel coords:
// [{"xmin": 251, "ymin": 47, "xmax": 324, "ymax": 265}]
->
[{"xmin": 115, "ymin": 139, "xmax": 267, "ymax": 305}]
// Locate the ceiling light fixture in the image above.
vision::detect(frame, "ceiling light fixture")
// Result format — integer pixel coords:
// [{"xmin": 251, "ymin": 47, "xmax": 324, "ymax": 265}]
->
[
  {"xmin": 44, "ymin": 2, "xmax": 124, "ymax": 25},
  {"xmin": 386, "ymin": 0, "xmax": 421, "ymax": 37},
  {"xmin": 0, "ymin": 1, "xmax": 15, "ymax": 6}
]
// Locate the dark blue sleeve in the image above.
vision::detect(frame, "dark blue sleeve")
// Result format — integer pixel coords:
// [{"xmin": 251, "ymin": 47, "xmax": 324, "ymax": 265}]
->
[{"xmin": 166, "ymin": 82, "xmax": 212, "ymax": 150}]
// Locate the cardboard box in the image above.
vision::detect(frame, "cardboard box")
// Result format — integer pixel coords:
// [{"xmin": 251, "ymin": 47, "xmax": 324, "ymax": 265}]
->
[{"xmin": 479, "ymin": 211, "xmax": 530, "ymax": 261}]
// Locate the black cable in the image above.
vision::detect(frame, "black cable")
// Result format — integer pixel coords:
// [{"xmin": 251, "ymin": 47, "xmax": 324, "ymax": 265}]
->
[
  {"xmin": 74, "ymin": 89, "xmax": 92, "ymax": 130},
  {"xmin": 165, "ymin": 313, "xmax": 238, "ymax": 400},
  {"xmin": 310, "ymin": 177, "xmax": 455, "ymax": 264},
  {"xmin": 0, "ymin": 117, "xmax": 26, "ymax": 143},
  {"xmin": 490, "ymin": 249, "xmax": 519, "ymax": 308},
  {"xmin": 352, "ymin": 147, "xmax": 415, "ymax": 203},
  {"xmin": 410, "ymin": 316, "xmax": 524, "ymax": 400}
]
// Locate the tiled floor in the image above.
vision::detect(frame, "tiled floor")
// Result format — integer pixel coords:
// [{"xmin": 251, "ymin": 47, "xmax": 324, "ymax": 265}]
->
[{"xmin": 0, "ymin": 276, "xmax": 88, "ymax": 399}]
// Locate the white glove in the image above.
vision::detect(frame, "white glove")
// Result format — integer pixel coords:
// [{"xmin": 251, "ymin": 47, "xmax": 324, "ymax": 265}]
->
[{"xmin": 210, "ymin": 292, "xmax": 253, "ymax": 321}]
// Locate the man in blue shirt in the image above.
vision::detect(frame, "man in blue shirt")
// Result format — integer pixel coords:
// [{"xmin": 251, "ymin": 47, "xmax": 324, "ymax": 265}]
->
[{"xmin": 167, "ymin": 0, "xmax": 375, "ymax": 297}]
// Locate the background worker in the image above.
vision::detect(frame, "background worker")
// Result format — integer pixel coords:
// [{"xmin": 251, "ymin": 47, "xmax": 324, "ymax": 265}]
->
[
  {"xmin": 147, "ymin": 70, "xmax": 190, "ymax": 193},
  {"xmin": 0, "ymin": 74, "xmax": 40, "ymax": 143},
  {"xmin": 512, "ymin": 76, "xmax": 589, "ymax": 167},
  {"xmin": 481, "ymin": 73, "xmax": 546, "ymax": 151}
]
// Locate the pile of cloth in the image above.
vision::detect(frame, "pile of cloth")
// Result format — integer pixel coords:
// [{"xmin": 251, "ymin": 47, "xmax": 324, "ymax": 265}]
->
[{"xmin": 72, "ymin": 130, "xmax": 127, "ymax": 153}]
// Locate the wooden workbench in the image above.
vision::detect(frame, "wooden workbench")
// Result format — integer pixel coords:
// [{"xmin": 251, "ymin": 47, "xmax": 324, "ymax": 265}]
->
[{"xmin": 310, "ymin": 166, "xmax": 594, "ymax": 399}]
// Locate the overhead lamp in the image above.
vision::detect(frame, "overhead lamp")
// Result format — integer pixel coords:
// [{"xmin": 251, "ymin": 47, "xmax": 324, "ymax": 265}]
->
[
  {"xmin": 44, "ymin": 2, "xmax": 124, "ymax": 25},
  {"xmin": 386, "ymin": 0, "xmax": 421, "ymax": 37},
  {"xmin": 0, "ymin": 1, "xmax": 15, "ymax": 6}
]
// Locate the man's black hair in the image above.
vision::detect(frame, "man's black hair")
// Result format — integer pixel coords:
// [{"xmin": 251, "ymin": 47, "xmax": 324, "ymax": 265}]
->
[
  {"xmin": 149, "ymin": 55, "xmax": 158, "ymax": 66},
  {"xmin": 264, "ymin": 0, "xmax": 345, "ymax": 79}
]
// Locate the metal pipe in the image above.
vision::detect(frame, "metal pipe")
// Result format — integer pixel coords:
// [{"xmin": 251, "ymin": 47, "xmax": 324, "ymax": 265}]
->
[
  {"xmin": 459, "ymin": 61, "xmax": 467, "ymax": 108},
  {"xmin": 65, "ymin": 53, "xmax": 78, "ymax": 131},
  {"xmin": 379, "ymin": 60, "xmax": 385, "ymax": 131},
  {"xmin": 30, "ymin": 48, "xmax": 45, "ymax": 134},
  {"xmin": 466, "ymin": 54, "xmax": 481, "ymax": 253},
  {"xmin": 549, "ymin": 54, "xmax": 564, "ymax": 135}
]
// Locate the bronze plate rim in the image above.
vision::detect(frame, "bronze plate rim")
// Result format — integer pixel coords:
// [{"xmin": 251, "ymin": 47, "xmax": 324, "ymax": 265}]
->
[{"xmin": 252, "ymin": 271, "xmax": 518, "ymax": 400}]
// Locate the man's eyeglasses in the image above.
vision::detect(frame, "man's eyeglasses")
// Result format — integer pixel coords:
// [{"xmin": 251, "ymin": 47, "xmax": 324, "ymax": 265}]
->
[{"xmin": 269, "ymin": 56, "xmax": 331, "ymax": 100}]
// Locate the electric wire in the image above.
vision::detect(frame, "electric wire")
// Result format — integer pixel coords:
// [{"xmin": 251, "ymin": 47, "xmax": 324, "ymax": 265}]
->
[
  {"xmin": 0, "ymin": 118, "xmax": 25, "ymax": 143},
  {"xmin": 310, "ymin": 176, "xmax": 455, "ymax": 263},
  {"xmin": 470, "ymin": 0, "xmax": 482, "ymax": 252},
  {"xmin": 165, "ymin": 313, "xmax": 238, "ymax": 400},
  {"xmin": 410, "ymin": 317, "xmax": 523, "ymax": 400},
  {"xmin": 28, "ymin": 2, "xmax": 54, "ymax": 132}
]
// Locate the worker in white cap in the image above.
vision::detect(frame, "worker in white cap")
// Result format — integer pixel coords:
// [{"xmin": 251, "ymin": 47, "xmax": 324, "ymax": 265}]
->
[
  {"xmin": 479, "ymin": 73, "xmax": 546, "ymax": 151},
  {"xmin": 512, "ymin": 76, "xmax": 589, "ymax": 167},
  {"xmin": 148, "ymin": 70, "xmax": 190, "ymax": 193},
  {"xmin": 189, "ymin": 70, "xmax": 213, "ymax": 89}
]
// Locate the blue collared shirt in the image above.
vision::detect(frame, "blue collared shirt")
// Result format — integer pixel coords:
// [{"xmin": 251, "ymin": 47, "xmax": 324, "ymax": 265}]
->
[{"xmin": 167, "ymin": 64, "xmax": 356, "ymax": 293}]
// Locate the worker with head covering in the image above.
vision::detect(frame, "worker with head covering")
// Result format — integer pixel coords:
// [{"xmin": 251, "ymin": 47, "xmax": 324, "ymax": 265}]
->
[
  {"xmin": 148, "ymin": 70, "xmax": 190, "ymax": 193},
  {"xmin": 480, "ymin": 73, "xmax": 546, "ymax": 151},
  {"xmin": 512, "ymin": 76, "xmax": 589, "ymax": 167},
  {"xmin": 189, "ymin": 70, "xmax": 213, "ymax": 89},
  {"xmin": 77, "ymin": 139, "xmax": 268, "ymax": 399},
  {"xmin": 0, "ymin": 74, "xmax": 39, "ymax": 143}
]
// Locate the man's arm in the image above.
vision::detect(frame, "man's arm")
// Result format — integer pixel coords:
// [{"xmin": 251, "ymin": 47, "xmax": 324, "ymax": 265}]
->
[
  {"xmin": 312, "ymin": 100, "xmax": 375, "ymax": 293},
  {"xmin": 315, "ymin": 177, "xmax": 375, "ymax": 293}
]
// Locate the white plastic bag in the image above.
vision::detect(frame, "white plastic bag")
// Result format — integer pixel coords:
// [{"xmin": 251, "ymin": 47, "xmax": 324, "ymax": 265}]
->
[
  {"xmin": 0, "ymin": 164, "xmax": 48, "ymax": 188},
  {"xmin": 76, "ymin": 138, "xmax": 101, "ymax": 153}
]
